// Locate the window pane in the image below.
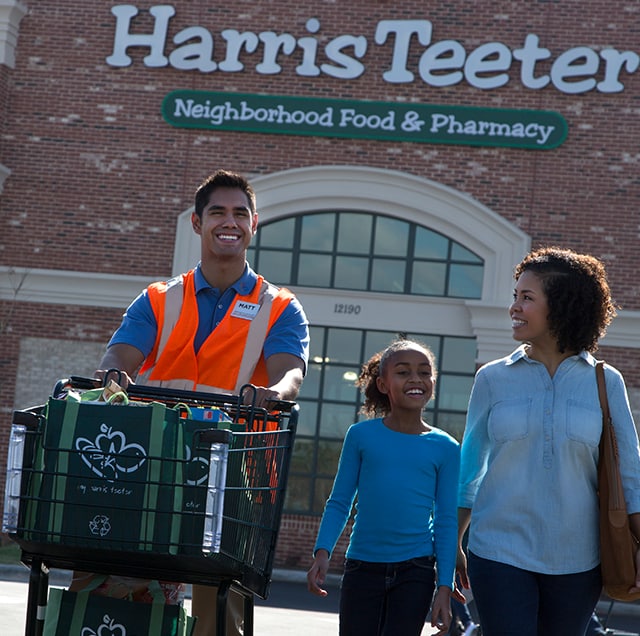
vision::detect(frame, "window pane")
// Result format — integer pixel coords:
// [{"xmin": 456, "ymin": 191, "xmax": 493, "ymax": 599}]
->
[
  {"xmin": 285, "ymin": 475, "xmax": 312, "ymax": 512},
  {"xmin": 364, "ymin": 331, "xmax": 397, "ymax": 362},
  {"xmin": 326, "ymin": 328, "xmax": 363, "ymax": 364},
  {"xmin": 334, "ymin": 255, "xmax": 368, "ymax": 290},
  {"xmin": 308, "ymin": 325, "xmax": 325, "ymax": 358},
  {"xmin": 448, "ymin": 263, "xmax": 483, "ymax": 298},
  {"xmin": 437, "ymin": 374, "xmax": 475, "ymax": 411},
  {"xmin": 296, "ymin": 400, "xmax": 318, "ymax": 436},
  {"xmin": 300, "ymin": 213, "xmax": 335, "ymax": 251},
  {"xmin": 317, "ymin": 439, "xmax": 344, "ymax": 475},
  {"xmin": 337, "ymin": 213, "xmax": 372, "ymax": 254},
  {"xmin": 256, "ymin": 250, "xmax": 291, "ymax": 285},
  {"xmin": 298, "ymin": 253, "xmax": 332, "ymax": 287},
  {"xmin": 414, "ymin": 227, "xmax": 449, "ymax": 259},
  {"xmin": 374, "ymin": 216, "xmax": 408, "ymax": 256},
  {"xmin": 319, "ymin": 402, "xmax": 358, "ymax": 438},
  {"xmin": 371, "ymin": 258, "xmax": 405, "ymax": 293},
  {"xmin": 411, "ymin": 261, "xmax": 447, "ymax": 295},
  {"xmin": 451, "ymin": 243, "xmax": 482, "ymax": 263},
  {"xmin": 290, "ymin": 438, "xmax": 314, "ymax": 472},
  {"xmin": 297, "ymin": 363, "xmax": 321, "ymax": 399},
  {"xmin": 406, "ymin": 333, "xmax": 440, "ymax": 355},
  {"xmin": 441, "ymin": 337, "xmax": 477, "ymax": 373},
  {"xmin": 259, "ymin": 218, "xmax": 295, "ymax": 248},
  {"xmin": 322, "ymin": 366, "xmax": 360, "ymax": 402}
]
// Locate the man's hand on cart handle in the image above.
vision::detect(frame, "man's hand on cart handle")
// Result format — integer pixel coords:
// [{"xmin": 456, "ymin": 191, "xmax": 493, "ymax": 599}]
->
[
  {"xmin": 94, "ymin": 368, "xmax": 136, "ymax": 390},
  {"xmin": 242, "ymin": 385, "xmax": 281, "ymax": 410}
]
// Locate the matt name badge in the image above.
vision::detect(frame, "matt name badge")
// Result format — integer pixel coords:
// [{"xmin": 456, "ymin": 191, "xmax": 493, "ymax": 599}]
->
[{"xmin": 231, "ymin": 301, "xmax": 260, "ymax": 320}]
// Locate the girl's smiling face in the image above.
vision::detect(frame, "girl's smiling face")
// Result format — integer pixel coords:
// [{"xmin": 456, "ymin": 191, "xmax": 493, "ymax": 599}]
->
[{"xmin": 376, "ymin": 346, "xmax": 435, "ymax": 411}]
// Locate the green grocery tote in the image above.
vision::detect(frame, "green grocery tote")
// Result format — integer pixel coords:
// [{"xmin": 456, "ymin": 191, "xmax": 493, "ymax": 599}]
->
[
  {"xmin": 43, "ymin": 580, "xmax": 196, "ymax": 636},
  {"xmin": 22, "ymin": 397, "xmax": 187, "ymax": 554}
]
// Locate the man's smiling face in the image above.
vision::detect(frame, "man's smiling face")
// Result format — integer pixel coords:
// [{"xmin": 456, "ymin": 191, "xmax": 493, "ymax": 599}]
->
[{"xmin": 192, "ymin": 186, "xmax": 258, "ymax": 261}]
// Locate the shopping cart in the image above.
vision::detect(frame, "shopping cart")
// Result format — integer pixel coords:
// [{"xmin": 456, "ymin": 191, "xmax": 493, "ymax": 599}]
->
[{"xmin": 3, "ymin": 376, "xmax": 298, "ymax": 636}]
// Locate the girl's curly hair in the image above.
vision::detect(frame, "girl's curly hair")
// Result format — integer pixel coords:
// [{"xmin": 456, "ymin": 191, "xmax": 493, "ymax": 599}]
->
[
  {"xmin": 356, "ymin": 339, "xmax": 437, "ymax": 418},
  {"xmin": 514, "ymin": 246, "xmax": 618, "ymax": 353}
]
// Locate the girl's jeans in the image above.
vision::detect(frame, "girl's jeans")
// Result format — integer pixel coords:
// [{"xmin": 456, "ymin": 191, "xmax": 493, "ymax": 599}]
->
[
  {"xmin": 468, "ymin": 551, "xmax": 601, "ymax": 636},
  {"xmin": 339, "ymin": 555, "xmax": 436, "ymax": 636}
]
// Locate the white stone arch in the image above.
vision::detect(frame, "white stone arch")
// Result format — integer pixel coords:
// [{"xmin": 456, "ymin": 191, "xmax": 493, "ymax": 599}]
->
[{"xmin": 173, "ymin": 165, "xmax": 531, "ymax": 363}]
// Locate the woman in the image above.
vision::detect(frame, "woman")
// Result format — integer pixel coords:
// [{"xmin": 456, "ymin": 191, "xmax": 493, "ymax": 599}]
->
[{"xmin": 457, "ymin": 247, "xmax": 640, "ymax": 635}]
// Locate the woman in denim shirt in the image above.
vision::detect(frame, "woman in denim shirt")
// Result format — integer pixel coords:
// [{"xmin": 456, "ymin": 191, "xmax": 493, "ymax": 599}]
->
[{"xmin": 457, "ymin": 247, "xmax": 640, "ymax": 636}]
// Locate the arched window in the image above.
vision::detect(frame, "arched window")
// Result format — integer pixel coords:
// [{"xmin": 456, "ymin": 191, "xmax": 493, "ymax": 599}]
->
[{"xmin": 248, "ymin": 211, "xmax": 483, "ymax": 298}]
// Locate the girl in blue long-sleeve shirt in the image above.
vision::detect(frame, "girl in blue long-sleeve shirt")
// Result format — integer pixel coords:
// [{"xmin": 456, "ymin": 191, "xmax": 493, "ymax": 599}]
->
[{"xmin": 307, "ymin": 339, "xmax": 461, "ymax": 636}]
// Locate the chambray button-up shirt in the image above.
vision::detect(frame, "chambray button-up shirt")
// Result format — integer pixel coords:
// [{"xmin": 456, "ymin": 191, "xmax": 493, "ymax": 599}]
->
[{"xmin": 459, "ymin": 346, "xmax": 640, "ymax": 575}]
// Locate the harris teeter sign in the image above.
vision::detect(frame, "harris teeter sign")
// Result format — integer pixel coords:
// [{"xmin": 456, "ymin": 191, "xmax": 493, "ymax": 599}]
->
[{"xmin": 162, "ymin": 90, "xmax": 567, "ymax": 150}]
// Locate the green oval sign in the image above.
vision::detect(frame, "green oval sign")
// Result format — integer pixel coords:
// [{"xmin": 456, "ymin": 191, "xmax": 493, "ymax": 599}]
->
[{"xmin": 162, "ymin": 90, "xmax": 568, "ymax": 150}]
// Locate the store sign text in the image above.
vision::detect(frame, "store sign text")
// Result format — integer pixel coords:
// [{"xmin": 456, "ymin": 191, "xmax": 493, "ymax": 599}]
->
[
  {"xmin": 162, "ymin": 91, "xmax": 568, "ymax": 149},
  {"xmin": 109, "ymin": 5, "xmax": 640, "ymax": 94}
]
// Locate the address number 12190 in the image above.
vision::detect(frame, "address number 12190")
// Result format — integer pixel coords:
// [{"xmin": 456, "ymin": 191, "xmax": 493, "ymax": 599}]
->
[{"xmin": 333, "ymin": 303, "xmax": 361, "ymax": 315}]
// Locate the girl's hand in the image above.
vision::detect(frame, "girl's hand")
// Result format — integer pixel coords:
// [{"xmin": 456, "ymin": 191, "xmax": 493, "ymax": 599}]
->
[
  {"xmin": 430, "ymin": 586, "xmax": 452, "ymax": 635},
  {"xmin": 306, "ymin": 549, "xmax": 330, "ymax": 597}
]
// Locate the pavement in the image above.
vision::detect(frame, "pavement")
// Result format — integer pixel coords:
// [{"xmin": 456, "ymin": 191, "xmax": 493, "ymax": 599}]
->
[{"xmin": 0, "ymin": 563, "xmax": 638, "ymax": 635}]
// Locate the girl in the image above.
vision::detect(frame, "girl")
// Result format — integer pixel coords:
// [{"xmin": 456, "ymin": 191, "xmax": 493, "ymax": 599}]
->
[{"xmin": 307, "ymin": 339, "xmax": 461, "ymax": 635}]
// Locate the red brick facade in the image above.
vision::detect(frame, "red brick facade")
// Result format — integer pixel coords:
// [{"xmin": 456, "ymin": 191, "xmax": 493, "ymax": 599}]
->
[{"xmin": 1, "ymin": 1, "xmax": 640, "ymax": 574}]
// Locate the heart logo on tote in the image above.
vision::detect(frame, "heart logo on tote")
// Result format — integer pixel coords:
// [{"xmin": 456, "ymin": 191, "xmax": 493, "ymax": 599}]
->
[
  {"xmin": 81, "ymin": 613, "xmax": 126, "ymax": 636},
  {"xmin": 76, "ymin": 424, "xmax": 147, "ymax": 482}
]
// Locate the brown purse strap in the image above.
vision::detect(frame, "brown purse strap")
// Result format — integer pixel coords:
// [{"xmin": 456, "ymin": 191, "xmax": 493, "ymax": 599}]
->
[{"xmin": 595, "ymin": 360, "xmax": 611, "ymax": 434}]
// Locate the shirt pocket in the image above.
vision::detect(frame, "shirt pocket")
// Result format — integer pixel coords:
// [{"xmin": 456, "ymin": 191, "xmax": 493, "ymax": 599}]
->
[
  {"xmin": 565, "ymin": 399, "xmax": 602, "ymax": 447},
  {"xmin": 487, "ymin": 397, "xmax": 531, "ymax": 443}
]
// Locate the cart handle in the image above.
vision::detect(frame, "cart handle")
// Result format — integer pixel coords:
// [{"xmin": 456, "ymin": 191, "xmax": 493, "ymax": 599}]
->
[{"xmin": 52, "ymin": 376, "xmax": 297, "ymax": 413}]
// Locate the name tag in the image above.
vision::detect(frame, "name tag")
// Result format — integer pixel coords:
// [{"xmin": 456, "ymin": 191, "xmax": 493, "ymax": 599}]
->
[{"xmin": 231, "ymin": 301, "xmax": 260, "ymax": 320}]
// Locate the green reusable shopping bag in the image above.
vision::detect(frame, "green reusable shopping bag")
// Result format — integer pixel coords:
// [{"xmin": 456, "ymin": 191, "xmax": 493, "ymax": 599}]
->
[
  {"xmin": 43, "ymin": 583, "xmax": 196, "ymax": 636},
  {"xmin": 23, "ymin": 397, "xmax": 186, "ymax": 554}
]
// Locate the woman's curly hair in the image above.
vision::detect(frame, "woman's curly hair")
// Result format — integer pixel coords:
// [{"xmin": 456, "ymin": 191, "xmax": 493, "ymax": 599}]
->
[
  {"xmin": 514, "ymin": 246, "xmax": 618, "ymax": 353},
  {"xmin": 356, "ymin": 339, "xmax": 437, "ymax": 418}
]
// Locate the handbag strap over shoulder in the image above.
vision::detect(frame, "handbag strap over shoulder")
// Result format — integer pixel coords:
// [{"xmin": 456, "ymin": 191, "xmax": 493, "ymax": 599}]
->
[
  {"xmin": 596, "ymin": 360, "xmax": 623, "ymax": 481},
  {"xmin": 595, "ymin": 361, "xmax": 611, "ymax": 434}
]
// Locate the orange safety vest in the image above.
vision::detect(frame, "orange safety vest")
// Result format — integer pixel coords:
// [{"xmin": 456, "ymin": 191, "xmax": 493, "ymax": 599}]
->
[{"xmin": 137, "ymin": 269, "xmax": 295, "ymax": 394}]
